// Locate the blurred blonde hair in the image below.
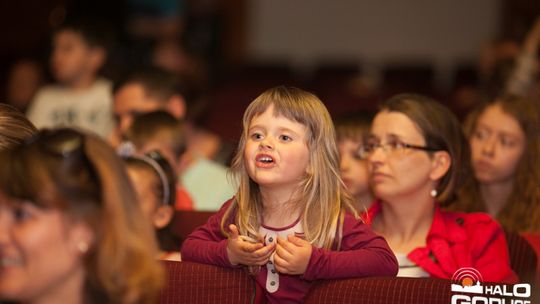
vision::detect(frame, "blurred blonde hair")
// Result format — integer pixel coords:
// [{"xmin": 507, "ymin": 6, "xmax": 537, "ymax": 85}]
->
[
  {"xmin": 222, "ymin": 86, "xmax": 357, "ymax": 250},
  {"xmin": 0, "ymin": 103, "xmax": 37, "ymax": 151}
]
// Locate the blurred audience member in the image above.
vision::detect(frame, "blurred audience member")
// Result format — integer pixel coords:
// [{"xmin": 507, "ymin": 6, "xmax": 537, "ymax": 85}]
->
[
  {"xmin": 451, "ymin": 95, "xmax": 540, "ymax": 233},
  {"xmin": 0, "ymin": 128, "xmax": 163, "ymax": 303},
  {"xmin": 505, "ymin": 17, "xmax": 540, "ymax": 99},
  {"xmin": 122, "ymin": 149, "xmax": 182, "ymax": 261},
  {"xmin": 26, "ymin": 19, "xmax": 115, "ymax": 138},
  {"xmin": 111, "ymin": 67, "xmax": 186, "ymax": 146},
  {"xmin": 124, "ymin": 110, "xmax": 193, "ymax": 211},
  {"xmin": 4, "ymin": 59, "xmax": 45, "ymax": 113},
  {"xmin": 334, "ymin": 110, "xmax": 375, "ymax": 211},
  {"xmin": 113, "ymin": 69, "xmax": 234, "ymax": 210}
]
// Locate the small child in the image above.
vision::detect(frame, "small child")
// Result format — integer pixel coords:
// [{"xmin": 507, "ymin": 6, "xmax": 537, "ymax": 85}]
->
[
  {"xmin": 27, "ymin": 19, "xmax": 114, "ymax": 138},
  {"xmin": 181, "ymin": 86, "xmax": 397, "ymax": 303},
  {"xmin": 334, "ymin": 111, "xmax": 375, "ymax": 211},
  {"xmin": 122, "ymin": 149, "xmax": 182, "ymax": 261},
  {"xmin": 124, "ymin": 110, "xmax": 194, "ymax": 210}
]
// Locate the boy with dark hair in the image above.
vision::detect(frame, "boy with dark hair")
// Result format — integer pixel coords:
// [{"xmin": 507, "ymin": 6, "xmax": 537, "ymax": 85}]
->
[
  {"xmin": 124, "ymin": 110, "xmax": 193, "ymax": 211},
  {"xmin": 27, "ymin": 19, "xmax": 114, "ymax": 138}
]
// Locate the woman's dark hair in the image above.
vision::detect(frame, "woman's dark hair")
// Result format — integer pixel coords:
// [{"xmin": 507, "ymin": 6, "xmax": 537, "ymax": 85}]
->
[{"xmin": 379, "ymin": 93, "xmax": 470, "ymax": 204}]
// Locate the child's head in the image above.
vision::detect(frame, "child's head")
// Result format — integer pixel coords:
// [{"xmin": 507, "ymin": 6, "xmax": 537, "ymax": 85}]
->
[
  {"xmin": 228, "ymin": 86, "xmax": 354, "ymax": 249},
  {"xmin": 123, "ymin": 151, "xmax": 176, "ymax": 233},
  {"xmin": 6, "ymin": 59, "xmax": 44, "ymax": 112},
  {"xmin": 334, "ymin": 111, "xmax": 373, "ymax": 204},
  {"xmin": 125, "ymin": 110, "xmax": 186, "ymax": 173},
  {"xmin": 466, "ymin": 95, "xmax": 537, "ymax": 187},
  {"xmin": 50, "ymin": 20, "xmax": 108, "ymax": 86},
  {"xmin": 113, "ymin": 67, "xmax": 186, "ymax": 139}
]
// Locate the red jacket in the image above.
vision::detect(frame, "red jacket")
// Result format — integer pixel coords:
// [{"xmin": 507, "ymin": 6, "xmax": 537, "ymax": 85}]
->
[{"xmin": 365, "ymin": 201, "xmax": 518, "ymax": 283}]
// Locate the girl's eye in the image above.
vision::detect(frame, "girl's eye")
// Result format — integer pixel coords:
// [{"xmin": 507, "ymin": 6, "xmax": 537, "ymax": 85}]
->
[
  {"xmin": 500, "ymin": 136, "xmax": 516, "ymax": 147},
  {"xmin": 279, "ymin": 135, "xmax": 292, "ymax": 142},
  {"xmin": 13, "ymin": 205, "xmax": 31, "ymax": 222},
  {"xmin": 250, "ymin": 133, "xmax": 263, "ymax": 140},
  {"xmin": 473, "ymin": 129, "xmax": 489, "ymax": 140}
]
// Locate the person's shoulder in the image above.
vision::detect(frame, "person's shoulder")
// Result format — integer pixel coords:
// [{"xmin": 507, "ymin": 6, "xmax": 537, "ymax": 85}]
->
[
  {"xmin": 341, "ymin": 210, "xmax": 369, "ymax": 231},
  {"xmin": 92, "ymin": 77, "xmax": 112, "ymax": 89},
  {"xmin": 441, "ymin": 210, "xmax": 498, "ymax": 230},
  {"xmin": 34, "ymin": 84, "xmax": 66, "ymax": 96}
]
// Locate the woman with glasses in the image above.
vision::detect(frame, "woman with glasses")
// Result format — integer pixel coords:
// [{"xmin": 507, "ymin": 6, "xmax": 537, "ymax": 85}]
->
[
  {"xmin": 361, "ymin": 93, "xmax": 517, "ymax": 282},
  {"xmin": 0, "ymin": 128, "xmax": 163, "ymax": 304}
]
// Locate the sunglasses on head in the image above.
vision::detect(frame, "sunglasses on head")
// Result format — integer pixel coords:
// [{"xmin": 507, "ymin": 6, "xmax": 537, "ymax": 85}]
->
[{"xmin": 27, "ymin": 128, "xmax": 86, "ymax": 158}]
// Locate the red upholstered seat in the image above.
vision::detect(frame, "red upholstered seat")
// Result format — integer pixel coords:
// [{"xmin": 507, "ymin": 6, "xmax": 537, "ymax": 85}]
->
[
  {"xmin": 504, "ymin": 230, "xmax": 538, "ymax": 284},
  {"xmin": 159, "ymin": 261, "xmax": 255, "ymax": 304},
  {"xmin": 159, "ymin": 261, "xmax": 457, "ymax": 304},
  {"xmin": 305, "ymin": 277, "xmax": 452, "ymax": 304},
  {"xmin": 172, "ymin": 211, "xmax": 215, "ymax": 246}
]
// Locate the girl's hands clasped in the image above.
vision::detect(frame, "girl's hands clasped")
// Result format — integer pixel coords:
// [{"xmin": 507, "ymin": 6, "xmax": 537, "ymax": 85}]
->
[
  {"xmin": 273, "ymin": 235, "xmax": 312, "ymax": 275},
  {"xmin": 226, "ymin": 224, "xmax": 275, "ymax": 266}
]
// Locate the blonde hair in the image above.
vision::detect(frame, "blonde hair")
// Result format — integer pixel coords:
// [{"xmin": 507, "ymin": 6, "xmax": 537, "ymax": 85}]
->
[
  {"xmin": 0, "ymin": 128, "xmax": 163, "ymax": 303},
  {"xmin": 223, "ymin": 86, "xmax": 357, "ymax": 250}
]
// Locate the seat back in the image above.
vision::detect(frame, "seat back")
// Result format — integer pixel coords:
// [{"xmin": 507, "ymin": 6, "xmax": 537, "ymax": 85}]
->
[
  {"xmin": 172, "ymin": 211, "xmax": 215, "ymax": 246},
  {"xmin": 504, "ymin": 230, "xmax": 538, "ymax": 285},
  {"xmin": 305, "ymin": 277, "xmax": 452, "ymax": 304},
  {"xmin": 159, "ymin": 261, "xmax": 255, "ymax": 304}
]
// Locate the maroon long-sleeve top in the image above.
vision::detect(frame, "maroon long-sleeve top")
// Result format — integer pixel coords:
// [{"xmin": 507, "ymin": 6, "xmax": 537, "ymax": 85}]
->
[{"xmin": 181, "ymin": 199, "xmax": 398, "ymax": 304}]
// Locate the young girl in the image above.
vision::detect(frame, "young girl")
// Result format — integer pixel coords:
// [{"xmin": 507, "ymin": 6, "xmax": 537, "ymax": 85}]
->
[
  {"xmin": 181, "ymin": 86, "xmax": 398, "ymax": 303},
  {"xmin": 335, "ymin": 111, "xmax": 375, "ymax": 211},
  {"xmin": 0, "ymin": 128, "xmax": 163, "ymax": 304},
  {"xmin": 122, "ymin": 149, "xmax": 182, "ymax": 261},
  {"xmin": 362, "ymin": 93, "xmax": 516, "ymax": 282},
  {"xmin": 451, "ymin": 95, "xmax": 540, "ymax": 232}
]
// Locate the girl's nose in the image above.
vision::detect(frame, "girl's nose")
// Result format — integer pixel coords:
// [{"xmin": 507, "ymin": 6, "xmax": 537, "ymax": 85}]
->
[
  {"xmin": 0, "ymin": 209, "xmax": 11, "ymax": 246},
  {"xmin": 481, "ymin": 137, "xmax": 496, "ymax": 156},
  {"xmin": 259, "ymin": 137, "xmax": 274, "ymax": 150},
  {"xmin": 340, "ymin": 155, "xmax": 350, "ymax": 172}
]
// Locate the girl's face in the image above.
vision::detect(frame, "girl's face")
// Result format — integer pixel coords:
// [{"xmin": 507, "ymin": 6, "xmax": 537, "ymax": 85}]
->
[
  {"xmin": 0, "ymin": 200, "xmax": 88, "ymax": 302},
  {"xmin": 470, "ymin": 104, "xmax": 525, "ymax": 185},
  {"xmin": 127, "ymin": 167, "xmax": 160, "ymax": 222},
  {"xmin": 244, "ymin": 104, "xmax": 310, "ymax": 194},
  {"xmin": 338, "ymin": 138, "xmax": 370, "ymax": 199},
  {"xmin": 367, "ymin": 111, "xmax": 437, "ymax": 201}
]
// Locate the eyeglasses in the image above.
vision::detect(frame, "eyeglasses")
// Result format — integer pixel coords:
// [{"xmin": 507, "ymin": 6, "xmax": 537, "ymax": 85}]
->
[{"xmin": 358, "ymin": 140, "xmax": 440, "ymax": 159}]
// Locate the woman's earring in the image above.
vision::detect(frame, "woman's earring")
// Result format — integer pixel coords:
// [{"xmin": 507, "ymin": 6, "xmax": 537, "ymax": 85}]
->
[
  {"xmin": 78, "ymin": 242, "xmax": 89, "ymax": 253},
  {"xmin": 430, "ymin": 189, "xmax": 438, "ymax": 198}
]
